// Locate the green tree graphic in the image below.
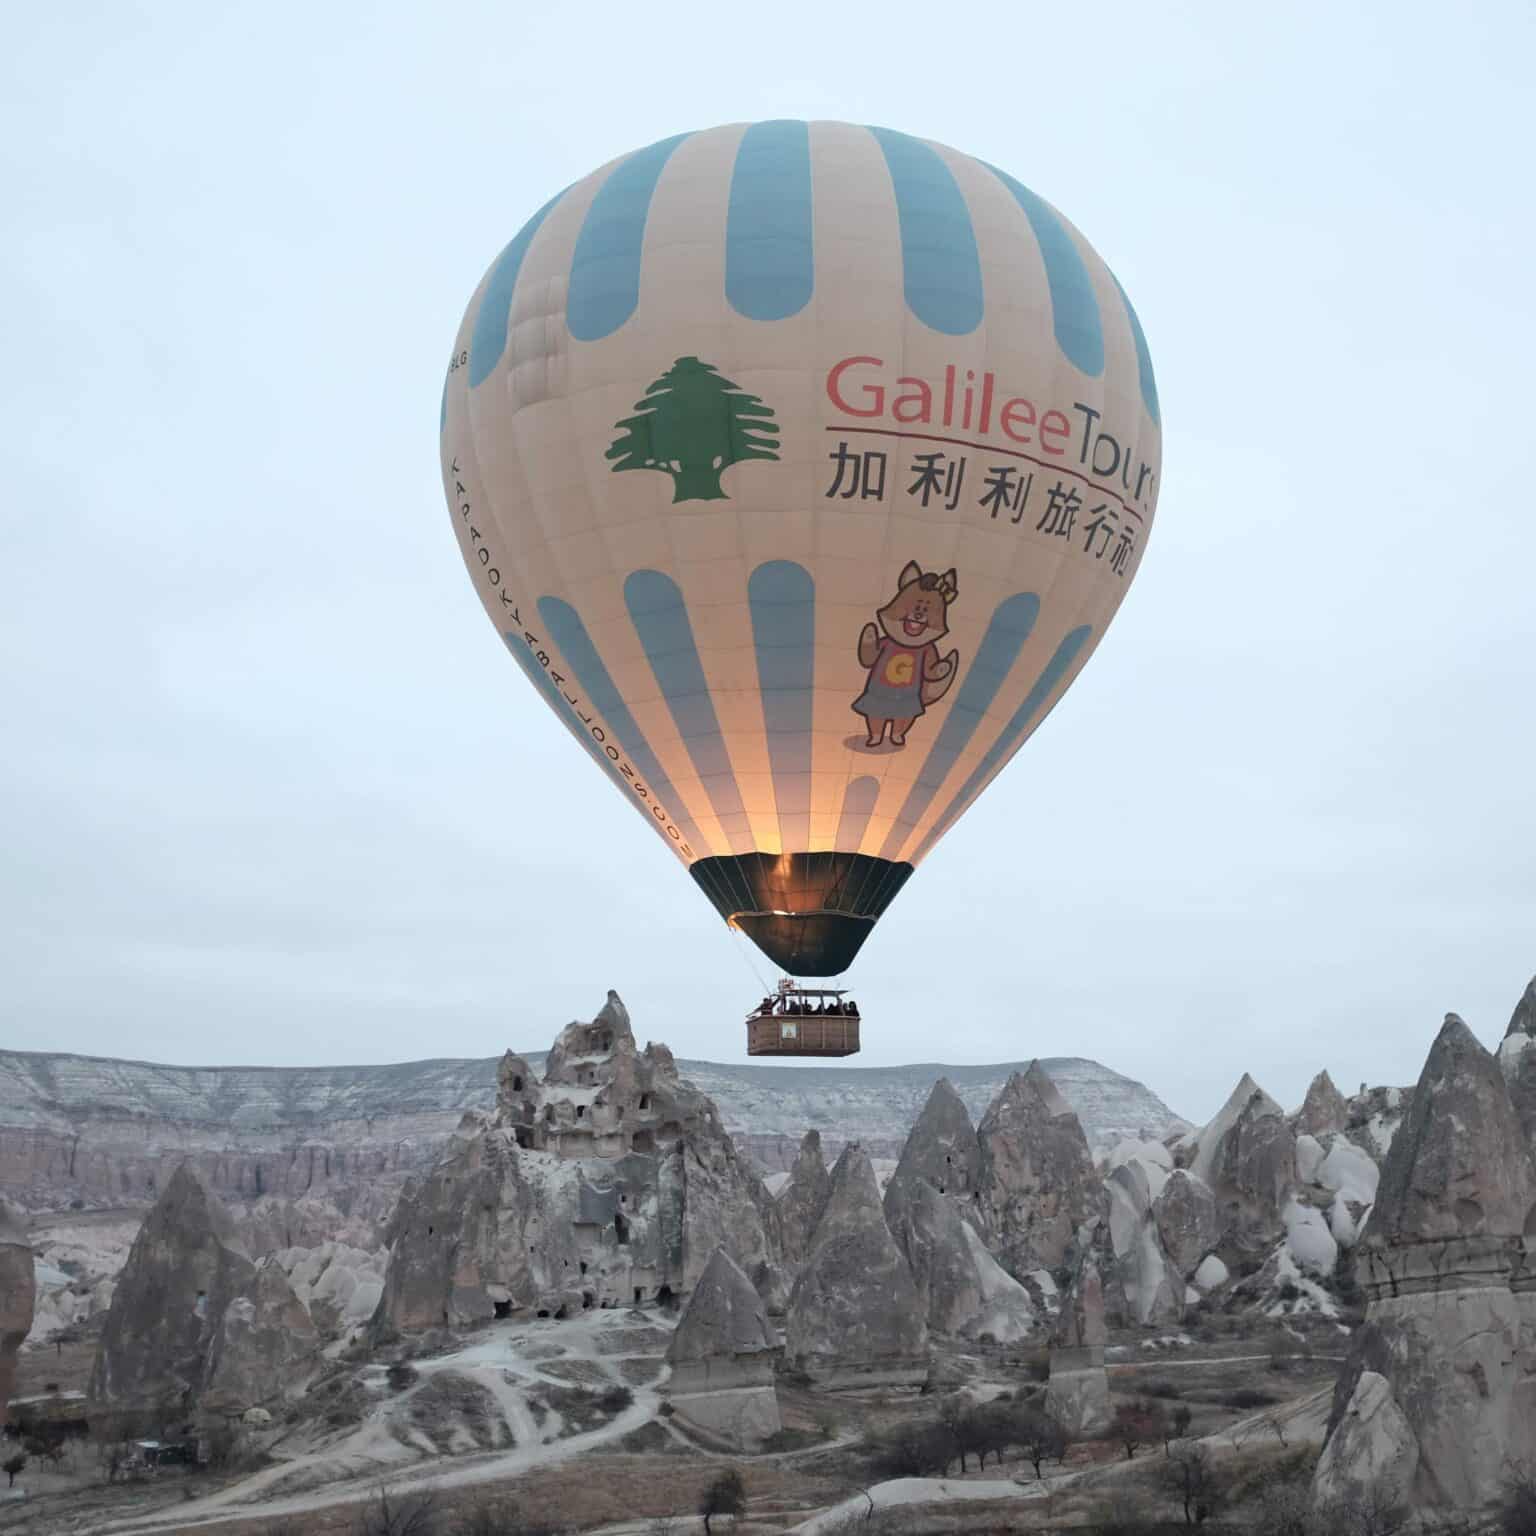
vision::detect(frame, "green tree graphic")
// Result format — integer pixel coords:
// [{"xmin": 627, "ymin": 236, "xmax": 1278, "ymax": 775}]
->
[{"xmin": 606, "ymin": 356, "xmax": 780, "ymax": 502}]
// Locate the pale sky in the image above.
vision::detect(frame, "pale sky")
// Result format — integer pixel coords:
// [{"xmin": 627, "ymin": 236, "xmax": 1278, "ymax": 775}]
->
[{"xmin": 3, "ymin": 1, "xmax": 1533, "ymax": 1126}]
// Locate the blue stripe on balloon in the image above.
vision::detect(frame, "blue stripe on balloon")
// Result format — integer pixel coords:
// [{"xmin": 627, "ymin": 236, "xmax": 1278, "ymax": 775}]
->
[
  {"xmin": 748, "ymin": 559, "xmax": 815, "ymax": 849},
  {"xmin": 835, "ymin": 776, "xmax": 880, "ymax": 852},
  {"xmin": 867, "ymin": 126, "xmax": 983, "ymax": 336},
  {"xmin": 624, "ymin": 569, "xmax": 751, "ymax": 850},
  {"xmin": 981, "ymin": 163, "xmax": 1104, "ymax": 378},
  {"xmin": 910, "ymin": 625, "xmax": 1094, "ymax": 864},
  {"xmin": 877, "ymin": 592, "xmax": 1041, "ymax": 861},
  {"xmin": 726, "ymin": 120, "xmax": 814, "ymax": 320},
  {"xmin": 501, "ymin": 633, "xmax": 632, "ymax": 795},
  {"xmin": 567, "ymin": 134, "xmax": 692, "ymax": 342},
  {"xmin": 469, "ymin": 190, "xmax": 565, "ymax": 388},
  {"xmin": 537, "ymin": 596, "xmax": 708, "ymax": 855},
  {"xmin": 1111, "ymin": 270, "xmax": 1161, "ymax": 426}
]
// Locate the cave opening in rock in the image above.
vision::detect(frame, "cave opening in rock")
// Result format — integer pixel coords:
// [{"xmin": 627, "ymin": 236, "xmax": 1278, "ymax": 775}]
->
[
  {"xmin": 656, "ymin": 1284, "xmax": 674, "ymax": 1308},
  {"xmin": 554, "ymin": 1304, "xmax": 569, "ymax": 1320},
  {"xmin": 579, "ymin": 1261, "xmax": 587, "ymax": 1275},
  {"xmin": 632, "ymin": 1129, "xmax": 655, "ymax": 1154},
  {"xmin": 638, "ymin": 1093, "xmax": 650, "ymax": 1111},
  {"xmin": 513, "ymin": 1127, "xmax": 532, "ymax": 1149},
  {"xmin": 576, "ymin": 1104, "xmax": 585, "ymax": 1119},
  {"xmin": 614, "ymin": 1211, "xmax": 629, "ymax": 1245},
  {"xmin": 633, "ymin": 1286, "xmax": 643, "ymax": 1303},
  {"xmin": 512, "ymin": 1075, "xmax": 523, "ymax": 1092},
  {"xmin": 493, "ymin": 1299, "xmax": 511, "ymax": 1319},
  {"xmin": 536, "ymin": 1309, "xmax": 550, "ymax": 1319},
  {"xmin": 582, "ymin": 1292, "xmax": 594, "ymax": 1310}
]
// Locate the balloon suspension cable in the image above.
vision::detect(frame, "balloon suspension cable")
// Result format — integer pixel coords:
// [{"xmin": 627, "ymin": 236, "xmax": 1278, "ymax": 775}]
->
[{"xmin": 723, "ymin": 918, "xmax": 774, "ymax": 997}]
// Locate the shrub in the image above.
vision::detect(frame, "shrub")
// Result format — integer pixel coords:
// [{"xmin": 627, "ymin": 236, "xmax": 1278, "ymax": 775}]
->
[
  {"xmin": 596, "ymin": 1384, "xmax": 633, "ymax": 1414},
  {"xmin": 699, "ymin": 1468, "xmax": 746, "ymax": 1534},
  {"xmin": 1221, "ymin": 1388, "xmax": 1279, "ymax": 1410},
  {"xmin": 1141, "ymin": 1378, "xmax": 1185, "ymax": 1400},
  {"xmin": 386, "ymin": 1362, "xmax": 419, "ymax": 1392}
]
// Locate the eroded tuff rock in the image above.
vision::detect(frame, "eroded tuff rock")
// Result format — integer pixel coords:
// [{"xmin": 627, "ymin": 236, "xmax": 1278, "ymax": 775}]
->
[
  {"xmin": 886, "ymin": 1178, "xmax": 1035, "ymax": 1342},
  {"xmin": 374, "ymin": 994, "xmax": 778, "ymax": 1333},
  {"xmin": 1046, "ymin": 1249, "xmax": 1109, "ymax": 1435},
  {"xmin": 1295, "ymin": 1070, "xmax": 1349, "ymax": 1139},
  {"xmin": 777, "ymin": 1131, "xmax": 832, "ymax": 1267},
  {"xmin": 1188, "ymin": 1073, "xmax": 1297, "ymax": 1257},
  {"xmin": 975, "ymin": 1063, "xmax": 1099, "ymax": 1280},
  {"xmin": 881, "ymin": 1079, "xmax": 1033, "ymax": 1340},
  {"xmin": 201, "ymin": 1257, "xmax": 320, "ymax": 1416},
  {"xmin": 1500, "ymin": 975, "xmax": 1536, "ymax": 1144},
  {"xmin": 1094, "ymin": 1162, "xmax": 1182, "ymax": 1326},
  {"xmin": 1, "ymin": 1199, "xmax": 35, "ymax": 1428},
  {"xmin": 884, "ymin": 1078, "xmax": 981, "ymax": 1209},
  {"xmin": 665, "ymin": 1246, "xmax": 780, "ymax": 1449},
  {"xmin": 1319, "ymin": 1014, "xmax": 1536, "ymax": 1514},
  {"xmin": 1152, "ymin": 1168, "xmax": 1220, "ymax": 1281},
  {"xmin": 785, "ymin": 1144, "xmax": 928, "ymax": 1388},
  {"xmin": 89, "ymin": 1166, "xmax": 255, "ymax": 1429},
  {"xmin": 1314, "ymin": 1369, "xmax": 1418, "ymax": 1512},
  {"xmin": 1363, "ymin": 1014, "xmax": 1534, "ymax": 1269}
]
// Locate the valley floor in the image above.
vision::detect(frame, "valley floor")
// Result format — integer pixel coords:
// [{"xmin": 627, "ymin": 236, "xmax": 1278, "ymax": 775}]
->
[{"xmin": 4, "ymin": 1314, "xmax": 1347, "ymax": 1535}]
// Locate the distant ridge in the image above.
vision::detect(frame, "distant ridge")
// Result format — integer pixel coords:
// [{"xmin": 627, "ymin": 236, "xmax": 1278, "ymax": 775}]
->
[{"xmin": 0, "ymin": 1047, "xmax": 1188, "ymax": 1206}]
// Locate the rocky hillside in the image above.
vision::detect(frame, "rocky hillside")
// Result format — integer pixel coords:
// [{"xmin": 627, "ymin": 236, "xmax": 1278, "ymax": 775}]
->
[{"xmin": 0, "ymin": 1044, "xmax": 1186, "ymax": 1211}]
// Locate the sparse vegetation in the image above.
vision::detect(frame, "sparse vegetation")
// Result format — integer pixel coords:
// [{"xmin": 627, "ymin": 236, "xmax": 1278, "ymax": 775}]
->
[
  {"xmin": 1504, "ymin": 1467, "xmax": 1536, "ymax": 1536},
  {"xmin": 357, "ymin": 1483, "xmax": 439, "ymax": 1536},
  {"xmin": 3, "ymin": 1452, "xmax": 26, "ymax": 1488}
]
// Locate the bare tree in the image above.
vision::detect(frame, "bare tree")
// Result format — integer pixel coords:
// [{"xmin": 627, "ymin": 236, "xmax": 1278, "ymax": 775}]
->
[
  {"xmin": 1162, "ymin": 1439, "xmax": 1220, "ymax": 1526},
  {"xmin": 359, "ymin": 1484, "xmax": 439, "ymax": 1536},
  {"xmin": 1110, "ymin": 1399, "xmax": 1164, "ymax": 1461},
  {"xmin": 699, "ymin": 1467, "xmax": 746, "ymax": 1534},
  {"xmin": 1312, "ymin": 1485, "xmax": 1410, "ymax": 1536},
  {"xmin": 1012, "ymin": 1405, "xmax": 1070, "ymax": 1480}
]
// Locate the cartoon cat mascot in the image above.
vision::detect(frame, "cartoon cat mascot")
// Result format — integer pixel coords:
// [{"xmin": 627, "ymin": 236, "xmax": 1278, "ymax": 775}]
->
[{"xmin": 853, "ymin": 562, "xmax": 960, "ymax": 748}]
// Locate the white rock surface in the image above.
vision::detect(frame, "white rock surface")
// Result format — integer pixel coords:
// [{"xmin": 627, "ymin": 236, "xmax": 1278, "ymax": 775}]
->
[{"xmin": 1193, "ymin": 1254, "xmax": 1229, "ymax": 1290}]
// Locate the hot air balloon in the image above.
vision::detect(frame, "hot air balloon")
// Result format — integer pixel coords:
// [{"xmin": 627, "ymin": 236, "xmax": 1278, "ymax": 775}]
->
[{"xmin": 440, "ymin": 122, "xmax": 1160, "ymax": 1055}]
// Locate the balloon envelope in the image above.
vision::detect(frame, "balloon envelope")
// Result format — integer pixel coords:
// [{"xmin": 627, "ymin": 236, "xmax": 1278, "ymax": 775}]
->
[{"xmin": 441, "ymin": 121, "xmax": 1161, "ymax": 975}]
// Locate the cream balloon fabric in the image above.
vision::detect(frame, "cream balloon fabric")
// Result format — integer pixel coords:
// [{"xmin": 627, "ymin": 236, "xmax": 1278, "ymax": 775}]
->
[{"xmin": 441, "ymin": 121, "xmax": 1161, "ymax": 974}]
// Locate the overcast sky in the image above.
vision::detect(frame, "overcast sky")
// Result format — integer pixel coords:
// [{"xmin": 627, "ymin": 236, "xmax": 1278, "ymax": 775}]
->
[{"xmin": 3, "ymin": 2, "xmax": 1532, "ymax": 1126}]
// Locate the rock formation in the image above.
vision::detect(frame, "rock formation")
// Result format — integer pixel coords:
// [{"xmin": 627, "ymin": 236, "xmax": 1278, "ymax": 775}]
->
[
  {"xmin": 1500, "ymin": 974, "xmax": 1536, "ymax": 1144},
  {"xmin": 1046, "ymin": 1249, "xmax": 1110, "ymax": 1435},
  {"xmin": 201, "ymin": 1257, "xmax": 320, "ymax": 1416},
  {"xmin": 1188, "ymin": 1073, "xmax": 1297, "ymax": 1258},
  {"xmin": 1152, "ymin": 1168, "xmax": 1220, "ymax": 1282},
  {"xmin": 89, "ymin": 1166, "xmax": 256, "ymax": 1430},
  {"xmin": 1, "ymin": 1199, "xmax": 35, "ymax": 1429},
  {"xmin": 664, "ymin": 1246, "xmax": 780, "ymax": 1449},
  {"xmin": 777, "ymin": 1130, "xmax": 832, "ymax": 1267},
  {"xmin": 785, "ymin": 1144, "xmax": 928, "ymax": 1388},
  {"xmin": 1093, "ymin": 1162, "xmax": 1183, "ymax": 1326},
  {"xmin": 884, "ymin": 1078, "xmax": 982, "ymax": 1209},
  {"xmin": 374, "ymin": 994, "xmax": 779, "ymax": 1333},
  {"xmin": 879, "ymin": 1079, "xmax": 1034, "ymax": 1340},
  {"xmin": 885, "ymin": 1177, "xmax": 1035, "ymax": 1342},
  {"xmin": 1317, "ymin": 1014, "xmax": 1536, "ymax": 1515},
  {"xmin": 1295, "ymin": 1070, "xmax": 1349, "ymax": 1138},
  {"xmin": 975, "ymin": 1063, "xmax": 1099, "ymax": 1280}
]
